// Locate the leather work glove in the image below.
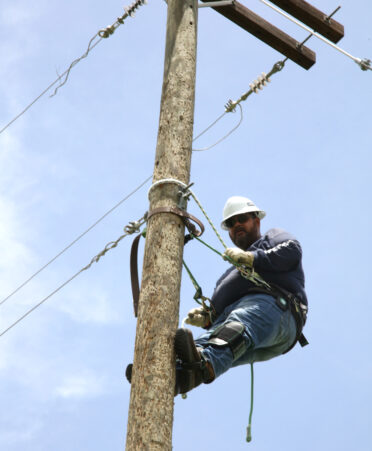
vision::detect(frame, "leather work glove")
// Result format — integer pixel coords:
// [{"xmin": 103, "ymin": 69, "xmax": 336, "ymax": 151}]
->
[
  {"xmin": 223, "ymin": 247, "xmax": 254, "ymax": 267},
  {"xmin": 185, "ymin": 307, "xmax": 211, "ymax": 328}
]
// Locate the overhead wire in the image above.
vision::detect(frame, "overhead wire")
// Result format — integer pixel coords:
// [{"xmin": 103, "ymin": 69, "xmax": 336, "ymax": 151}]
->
[
  {"xmin": 192, "ymin": 104, "xmax": 243, "ymax": 152},
  {"xmin": 0, "ymin": 0, "xmax": 147, "ymax": 136},
  {"xmin": 257, "ymin": 0, "xmax": 372, "ymax": 71},
  {"xmin": 191, "ymin": 4, "xmax": 347, "ymax": 151},
  {"xmin": 0, "ymin": 175, "xmax": 152, "ymax": 308},
  {"xmin": 1, "ymin": 90, "xmax": 245, "ymax": 308},
  {"xmin": 51, "ymin": 0, "xmax": 147, "ymax": 97},
  {"xmin": 1, "ymin": 6, "xmax": 345, "ymax": 309},
  {"xmin": 0, "ymin": 214, "xmax": 147, "ymax": 338},
  {"xmin": 50, "ymin": 34, "xmax": 102, "ymax": 97}
]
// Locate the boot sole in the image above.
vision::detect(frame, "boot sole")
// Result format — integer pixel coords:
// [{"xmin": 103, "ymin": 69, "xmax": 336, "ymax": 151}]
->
[{"xmin": 174, "ymin": 328, "xmax": 201, "ymax": 364}]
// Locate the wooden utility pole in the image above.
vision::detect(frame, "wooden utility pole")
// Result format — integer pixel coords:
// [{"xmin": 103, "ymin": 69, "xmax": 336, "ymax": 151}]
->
[{"xmin": 125, "ymin": 0, "xmax": 197, "ymax": 449}]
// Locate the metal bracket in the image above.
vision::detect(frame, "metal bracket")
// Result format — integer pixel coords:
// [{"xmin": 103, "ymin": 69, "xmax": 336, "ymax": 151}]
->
[
  {"xmin": 198, "ymin": 1, "xmax": 234, "ymax": 8},
  {"xmin": 177, "ymin": 182, "xmax": 194, "ymax": 210}
]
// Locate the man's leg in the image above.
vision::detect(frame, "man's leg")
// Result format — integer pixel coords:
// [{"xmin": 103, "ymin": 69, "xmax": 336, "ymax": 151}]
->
[{"xmin": 176, "ymin": 294, "xmax": 296, "ymax": 392}]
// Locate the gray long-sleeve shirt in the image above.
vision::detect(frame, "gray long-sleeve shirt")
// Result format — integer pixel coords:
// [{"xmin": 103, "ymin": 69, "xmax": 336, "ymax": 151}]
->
[{"xmin": 211, "ymin": 228, "xmax": 307, "ymax": 317}]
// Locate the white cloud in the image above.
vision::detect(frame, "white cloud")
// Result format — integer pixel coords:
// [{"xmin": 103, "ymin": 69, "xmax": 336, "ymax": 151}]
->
[
  {"xmin": 56, "ymin": 283, "xmax": 122, "ymax": 325},
  {"xmin": 55, "ymin": 372, "xmax": 106, "ymax": 399},
  {"xmin": 0, "ymin": 1, "xmax": 42, "ymax": 27},
  {"xmin": 0, "ymin": 417, "xmax": 43, "ymax": 446},
  {"xmin": 0, "ymin": 132, "xmax": 38, "ymax": 309}
]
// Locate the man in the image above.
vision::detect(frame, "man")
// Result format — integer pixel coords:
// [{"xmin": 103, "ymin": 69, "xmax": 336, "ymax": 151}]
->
[{"xmin": 174, "ymin": 196, "xmax": 308, "ymax": 395}]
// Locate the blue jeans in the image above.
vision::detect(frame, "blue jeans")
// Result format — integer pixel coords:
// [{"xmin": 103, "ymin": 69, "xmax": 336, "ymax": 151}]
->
[{"xmin": 195, "ymin": 294, "xmax": 297, "ymax": 378}]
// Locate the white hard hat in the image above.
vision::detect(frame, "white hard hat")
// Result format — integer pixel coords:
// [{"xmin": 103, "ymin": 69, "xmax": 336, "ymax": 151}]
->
[{"xmin": 221, "ymin": 196, "xmax": 266, "ymax": 230}]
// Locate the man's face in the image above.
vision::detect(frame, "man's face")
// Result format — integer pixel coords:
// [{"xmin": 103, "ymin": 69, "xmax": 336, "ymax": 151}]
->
[{"xmin": 227, "ymin": 213, "xmax": 261, "ymax": 249}]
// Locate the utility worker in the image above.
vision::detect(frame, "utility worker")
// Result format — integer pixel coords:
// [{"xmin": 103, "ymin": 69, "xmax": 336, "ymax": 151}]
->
[{"xmin": 174, "ymin": 196, "xmax": 308, "ymax": 395}]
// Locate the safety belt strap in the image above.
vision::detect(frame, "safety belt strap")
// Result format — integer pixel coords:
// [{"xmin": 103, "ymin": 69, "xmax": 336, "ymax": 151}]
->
[
  {"xmin": 129, "ymin": 207, "xmax": 205, "ymax": 318},
  {"xmin": 130, "ymin": 233, "xmax": 142, "ymax": 317}
]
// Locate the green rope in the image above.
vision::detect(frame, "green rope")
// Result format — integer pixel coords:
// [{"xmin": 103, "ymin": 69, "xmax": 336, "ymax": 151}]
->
[
  {"xmin": 186, "ymin": 190, "xmax": 271, "ymax": 289},
  {"xmin": 183, "ymin": 192, "xmax": 259, "ymax": 444},
  {"xmin": 189, "ymin": 191, "xmax": 227, "ymax": 250},
  {"xmin": 191, "ymin": 234, "xmax": 225, "ymax": 258},
  {"xmin": 246, "ymin": 363, "xmax": 254, "ymax": 442},
  {"xmin": 182, "ymin": 260, "xmax": 203, "ymax": 306},
  {"xmin": 191, "ymin": 234, "xmax": 271, "ymax": 290}
]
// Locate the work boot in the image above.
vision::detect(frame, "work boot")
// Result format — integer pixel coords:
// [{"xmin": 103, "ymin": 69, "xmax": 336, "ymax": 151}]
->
[{"xmin": 174, "ymin": 328, "xmax": 215, "ymax": 395}]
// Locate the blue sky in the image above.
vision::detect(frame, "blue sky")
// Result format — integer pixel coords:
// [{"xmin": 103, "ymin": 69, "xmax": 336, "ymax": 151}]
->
[{"xmin": 0, "ymin": 0, "xmax": 371, "ymax": 450}]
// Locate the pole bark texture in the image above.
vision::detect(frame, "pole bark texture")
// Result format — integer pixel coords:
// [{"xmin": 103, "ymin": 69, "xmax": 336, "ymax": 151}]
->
[{"xmin": 126, "ymin": 0, "xmax": 197, "ymax": 449}]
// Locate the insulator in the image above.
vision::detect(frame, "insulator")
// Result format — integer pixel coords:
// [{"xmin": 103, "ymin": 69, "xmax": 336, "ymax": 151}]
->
[
  {"xmin": 124, "ymin": 6, "xmax": 135, "ymax": 17},
  {"xmin": 249, "ymin": 73, "xmax": 269, "ymax": 93}
]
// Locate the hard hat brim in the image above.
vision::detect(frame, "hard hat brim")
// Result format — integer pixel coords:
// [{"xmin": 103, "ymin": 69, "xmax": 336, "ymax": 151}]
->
[{"xmin": 221, "ymin": 208, "xmax": 266, "ymax": 230}]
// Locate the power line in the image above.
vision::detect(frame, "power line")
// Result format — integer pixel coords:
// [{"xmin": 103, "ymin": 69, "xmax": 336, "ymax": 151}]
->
[
  {"xmin": 0, "ymin": 214, "xmax": 147, "ymax": 338},
  {"xmin": 0, "ymin": 175, "xmax": 152, "ymax": 308},
  {"xmin": 0, "ymin": 0, "xmax": 147, "ymax": 136},
  {"xmin": 51, "ymin": 0, "xmax": 147, "ymax": 97},
  {"xmin": 257, "ymin": 0, "xmax": 372, "ymax": 71},
  {"xmin": 0, "ymin": 40, "xmax": 104, "ymax": 137},
  {"xmin": 1, "ymin": 50, "xmax": 288, "ymax": 307},
  {"xmin": 50, "ymin": 34, "xmax": 102, "ymax": 97},
  {"xmin": 0, "ymin": 85, "xmax": 246, "ymax": 308},
  {"xmin": 192, "ymin": 104, "xmax": 243, "ymax": 151}
]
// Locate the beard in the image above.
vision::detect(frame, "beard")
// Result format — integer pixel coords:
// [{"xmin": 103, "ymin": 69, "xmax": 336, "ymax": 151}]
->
[{"xmin": 231, "ymin": 225, "xmax": 260, "ymax": 250}]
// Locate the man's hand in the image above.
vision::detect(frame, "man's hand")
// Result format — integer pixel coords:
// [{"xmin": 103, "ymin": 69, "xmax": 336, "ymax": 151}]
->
[
  {"xmin": 223, "ymin": 247, "xmax": 254, "ymax": 267},
  {"xmin": 185, "ymin": 307, "xmax": 210, "ymax": 328}
]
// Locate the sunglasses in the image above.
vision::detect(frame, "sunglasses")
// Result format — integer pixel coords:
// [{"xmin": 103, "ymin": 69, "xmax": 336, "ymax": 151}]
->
[{"xmin": 225, "ymin": 213, "xmax": 255, "ymax": 229}]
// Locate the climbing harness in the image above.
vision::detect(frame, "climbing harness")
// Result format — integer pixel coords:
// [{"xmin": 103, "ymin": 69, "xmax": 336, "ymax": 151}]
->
[
  {"xmin": 130, "ymin": 229, "xmax": 215, "ymax": 320},
  {"xmin": 241, "ymin": 285, "xmax": 308, "ymax": 353},
  {"xmin": 147, "ymin": 206, "xmax": 204, "ymax": 239},
  {"xmin": 129, "ymin": 196, "xmax": 205, "ymax": 317}
]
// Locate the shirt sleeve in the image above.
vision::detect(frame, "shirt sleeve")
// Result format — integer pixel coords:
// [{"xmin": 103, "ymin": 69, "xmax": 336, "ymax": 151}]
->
[{"xmin": 252, "ymin": 236, "xmax": 302, "ymax": 272}]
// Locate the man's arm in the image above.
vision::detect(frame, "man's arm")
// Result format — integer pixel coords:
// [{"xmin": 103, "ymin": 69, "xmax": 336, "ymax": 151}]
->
[{"xmin": 252, "ymin": 237, "xmax": 302, "ymax": 272}]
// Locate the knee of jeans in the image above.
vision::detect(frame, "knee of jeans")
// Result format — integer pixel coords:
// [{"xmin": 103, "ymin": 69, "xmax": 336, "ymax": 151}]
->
[{"xmin": 225, "ymin": 308, "xmax": 255, "ymax": 329}]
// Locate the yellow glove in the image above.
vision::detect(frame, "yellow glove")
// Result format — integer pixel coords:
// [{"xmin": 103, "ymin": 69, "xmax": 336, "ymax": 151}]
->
[
  {"xmin": 223, "ymin": 247, "xmax": 254, "ymax": 267},
  {"xmin": 185, "ymin": 307, "xmax": 210, "ymax": 328}
]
